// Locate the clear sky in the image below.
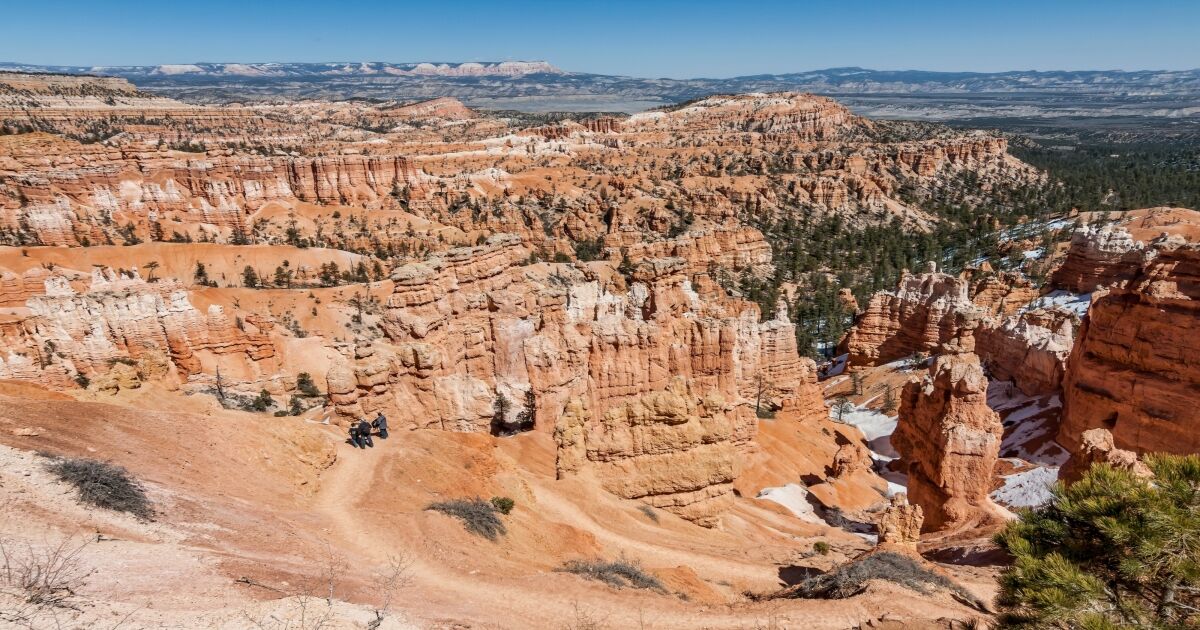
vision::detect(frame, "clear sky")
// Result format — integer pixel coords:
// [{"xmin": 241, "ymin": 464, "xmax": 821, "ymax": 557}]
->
[{"xmin": 2, "ymin": 0, "xmax": 1197, "ymax": 78}]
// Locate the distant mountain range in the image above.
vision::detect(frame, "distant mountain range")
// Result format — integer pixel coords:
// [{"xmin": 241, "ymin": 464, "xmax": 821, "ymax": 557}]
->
[
  {"xmin": 3, "ymin": 61, "xmax": 1199, "ymax": 120},
  {"xmin": 0, "ymin": 60, "xmax": 564, "ymax": 79}
]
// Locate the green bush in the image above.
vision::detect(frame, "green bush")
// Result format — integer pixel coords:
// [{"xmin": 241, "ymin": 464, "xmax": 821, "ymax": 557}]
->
[
  {"xmin": 249, "ymin": 390, "xmax": 274, "ymax": 412},
  {"xmin": 813, "ymin": 541, "xmax": 830, "ymax": 555},
  {"xmin": 994, "ymin": 454, "xmax": 1200, "ymax": 628},
  {"xmin": 295, "ymin": 372, "xmax": 321, "ymax": 397},
  {"xmin": 490, "ymin": 496, "xmax": 515, "ymax": 515}
]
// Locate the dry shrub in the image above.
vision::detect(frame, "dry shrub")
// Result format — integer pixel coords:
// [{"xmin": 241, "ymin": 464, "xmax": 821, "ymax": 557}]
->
[
  {"xmin": 558, "ymin": 558, "xmax": 664, "ymax": 592},
  {"xmin": 786, "ymin": 551, "xmax": 965, "ymax": 600},
  {"xmin": 426, "ymin": 498, "xmax": 506, "ymax": 540},
  {"xmin": 45, "ymin": 457, "xmax": 153, "ymax": 519},
  {"xmin": 0, "ymin": 535, "xmax": 92, "ymax": 625}
]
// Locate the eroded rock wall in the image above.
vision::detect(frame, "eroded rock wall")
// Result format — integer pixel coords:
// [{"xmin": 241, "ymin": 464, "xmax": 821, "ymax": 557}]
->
[
  {"xmin": 0, "ymin": 269, "xmax": 278, "ymax": 388},
  {"xmin": 1060, "ymin": 243, "xmax": 1200, "ymax": 455},
  {"xmin": 1049, "ymin": 225, "xmax": 1147, "ymax": 293},
  {"xmin": 844, "ymin": 268, "xmax": 980, "ymax": 367},
  {"xmin": 323, "ymin": 234, "xmax": 820, "ymax": 525},
  {"xmin": 1, "ymin": 137, "xmax": 425, "ymax": 245}
]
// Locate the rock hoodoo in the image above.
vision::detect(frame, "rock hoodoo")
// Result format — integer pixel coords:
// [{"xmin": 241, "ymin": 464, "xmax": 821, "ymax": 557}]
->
[
  {"xmin": 1049, "ymin": 225, "xmax": 1147, "ymax": 293},
  {"xmin": 877, "ymin": 493, "xmax": 924, "ymax": 546},
  {"xmin": 892, "ymin": 351, "xmax": 1005, "ymax": 532},
  {"xmin": 844, "ymin": 268, "xmax": 980, "ymax": 367}
]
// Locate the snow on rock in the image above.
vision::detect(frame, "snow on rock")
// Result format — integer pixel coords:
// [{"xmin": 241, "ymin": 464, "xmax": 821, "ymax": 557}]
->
[
  {"xmin": 757, "ymin": 484, "xmax": 824, "ymax": 524},
  {"xmin": 992, "ymin": 463, "xmax": 1059, "ymax": 508},
  {"xmin": 1023, "ymin": 290, "xmax": 1091, "ymax": 318},
  {"xmin": 834, "ymin": 403, "xmax": 899, "ymax": 459}
]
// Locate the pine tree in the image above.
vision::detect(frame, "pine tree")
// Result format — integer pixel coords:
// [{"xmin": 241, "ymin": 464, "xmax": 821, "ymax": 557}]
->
[
  {"xmin": 194, "ymin": 261, "xmax": 209, "ymax": 286},
  {"xmin": 242, "ymin": 265, "xmax": 259, "ymax": 288},
  {"xmin": 995, "ymin": 454, "xmax": 1200, "ymax": 628}
]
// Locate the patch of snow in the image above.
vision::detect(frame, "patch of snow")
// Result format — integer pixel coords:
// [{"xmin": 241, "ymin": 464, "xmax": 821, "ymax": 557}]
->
[
  {"xmin": 992, "ymin": 464, "xmax": 1059, "ymax": 508},
  {"xmin": 757, "ymin": 484, "xmax": 824, "ymax": 524},
  {"xmin": 1023, "ymin": 290, "xmax": 1092, "ymax": 317},
  {"xmin": 989, "ymin": 383, "xmax": 1070, "ymax": 466},
  {"xmin": 833, "ymin": 402, "xmax": 901, "ymax": 462},
  {"xmin": 835, "ymin": 406, "xmax": 897, "ymax": 444},
  {"xmin": 1023, "ymin": 248, "xmax": 1045, "ymax": 260}
]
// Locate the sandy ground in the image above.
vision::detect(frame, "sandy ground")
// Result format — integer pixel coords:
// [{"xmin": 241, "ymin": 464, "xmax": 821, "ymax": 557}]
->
[{"xmin": 0, "ymin": 381, "xmax": 991, "ymax": 629}]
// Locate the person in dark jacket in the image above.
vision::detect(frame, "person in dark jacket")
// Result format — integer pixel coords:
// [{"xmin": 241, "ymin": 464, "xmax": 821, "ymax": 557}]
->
[
  {"xmin": 357, "ymin": 419, "xmax": 374, "ymax": 448},
  {"xmin": 372, "ymin": 412, "xmax": 389, "ymax": 439},
  {"xmin": 348, "ymin": 423, "xmax": 364, "ymax": 449}
]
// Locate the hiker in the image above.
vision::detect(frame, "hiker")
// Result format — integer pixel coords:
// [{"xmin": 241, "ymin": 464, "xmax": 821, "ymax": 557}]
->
[
  {"xmin": 372, "ymin": 412, "xmax": 388, "ymax": 439},
  {"xmin": 357, "ymin": 418, "xmax": 374, "ymax": 448},
  {"xmin": 348, "ymin": 423, "xmax": 364, "ymax": 449}
]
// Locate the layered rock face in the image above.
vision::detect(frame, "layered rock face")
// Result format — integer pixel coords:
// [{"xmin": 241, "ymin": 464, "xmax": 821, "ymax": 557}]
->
[
  {"xmin": 0, "ymin": 269, "xmax": 277, "ymax": 388},
  {"xmin": 846, "ymin": 267, "xmax": 1072, "ymax": 397},
  {"xmin": 1049, "ymin": 225, "xmax": 1147, "ymax": 293},
  {"xmin": 892, "ymin": 352, "xmax": 1005, "ymax": 531},
  {"xmin": 844, "ymin": 268, "xmax": 980, "ymax": 367},
  {"xmin": 321, "ymin": 235, "xmax": 821, "ymax": 525},
  {"xmin": 1059, "ymin": 243, "xmax": 1200, "ymax": 455},
  {"xmin": 877, "ymin": 493, "xmax": 924, "ymax": 546},
  {"xmin": 555, "ymin": 377, "xmax": 742, "ymax": 527},
  {"xmin": 0, "ymin": 134, "xmax": 424, "ymax": 245},
  {"xmin": 618, "ymin": 226, "xmax": 773, "ymax": 276},
  {"xmin": 975, "ymin": 308, "xmax": 1075, "ymax": 396},
  {"xmin": 970, "ymin": 271, "xmax": 1039, "ymax": 316}
]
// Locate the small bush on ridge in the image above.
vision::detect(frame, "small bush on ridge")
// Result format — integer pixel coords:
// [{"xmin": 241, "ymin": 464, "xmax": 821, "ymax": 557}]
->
[{"xmin": 426, "ymin": 498, "xmax": 506, "ymax": 540}]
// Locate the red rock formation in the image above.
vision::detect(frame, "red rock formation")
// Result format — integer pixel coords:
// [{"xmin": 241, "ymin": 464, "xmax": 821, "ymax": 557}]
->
[
  {"xmin": 969, "ymin": 271, "xmax": 1039, "ymax": 316},
  {"xmin": 619, "ymin": 226, "xmax": 773, "ymax": 276},
  {"xmin": 892, "ymin": 352, "xmax": 1005, "ymax": 531},
  {"xmin": 1059, "ymin": 243, "xmax": 1200, "ymax": 455},
  {"xmin": 1049, "ymin": 225, "xmax": 1147, "ymax": 293},
  {"xmin": 0, "ymin": 267, "xmax": 54, "ymax": 307},
  {"xmin": 845, "ymin": 266, "xmax": 1073, "ymax": 397},
  {"xmin": 554, "ymin": 377, "xmax": 742, "ymax": 527},
  {"xmin": 1060, "ymin": 428, "xmax": 1153, "ymax": 484},
  {"xmin": 0, "ymin": 269, "xmax": 277, "ymax": 389},
  {"xmin": 877, "ymin": 493, "xmax": 924, "ymax": 545},
  {"xmin": 319, "ymin": 235, "xmax": 825, "ymax": 525},
  {"xmin": 844, "ymin": 266, "xmax": 980, "ymax": 367},
  {"xmin": 975, "ymin": 308, "xmax": 1075, "ymax": 396},
  {"xmin": 0, "ymin": 134, "xmax": 426, "ymax": 245}
]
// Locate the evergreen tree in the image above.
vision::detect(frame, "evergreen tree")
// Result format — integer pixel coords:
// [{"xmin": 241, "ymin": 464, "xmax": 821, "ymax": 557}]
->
[
  {"xmin": 194, "ymin": 261, "xmax": 209, "ymax": 285},
  {"xmin": 995, "ymin": 454, "xmax": 1200, "ymax": 629},
  {"xmin": 242, "ymin": 265, "xmax": 259, "ymax": 288}
]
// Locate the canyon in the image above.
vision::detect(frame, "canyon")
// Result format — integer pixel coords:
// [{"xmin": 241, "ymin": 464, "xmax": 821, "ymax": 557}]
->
[{"xmin": 0, "ymin": 68, "xmax": 1197, "ymax": 628}]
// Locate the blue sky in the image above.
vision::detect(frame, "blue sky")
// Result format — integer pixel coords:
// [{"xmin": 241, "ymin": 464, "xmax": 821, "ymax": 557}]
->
[{"xmin": 2, "ymin": 0, "xmax": 1197, "ymax": 77}]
